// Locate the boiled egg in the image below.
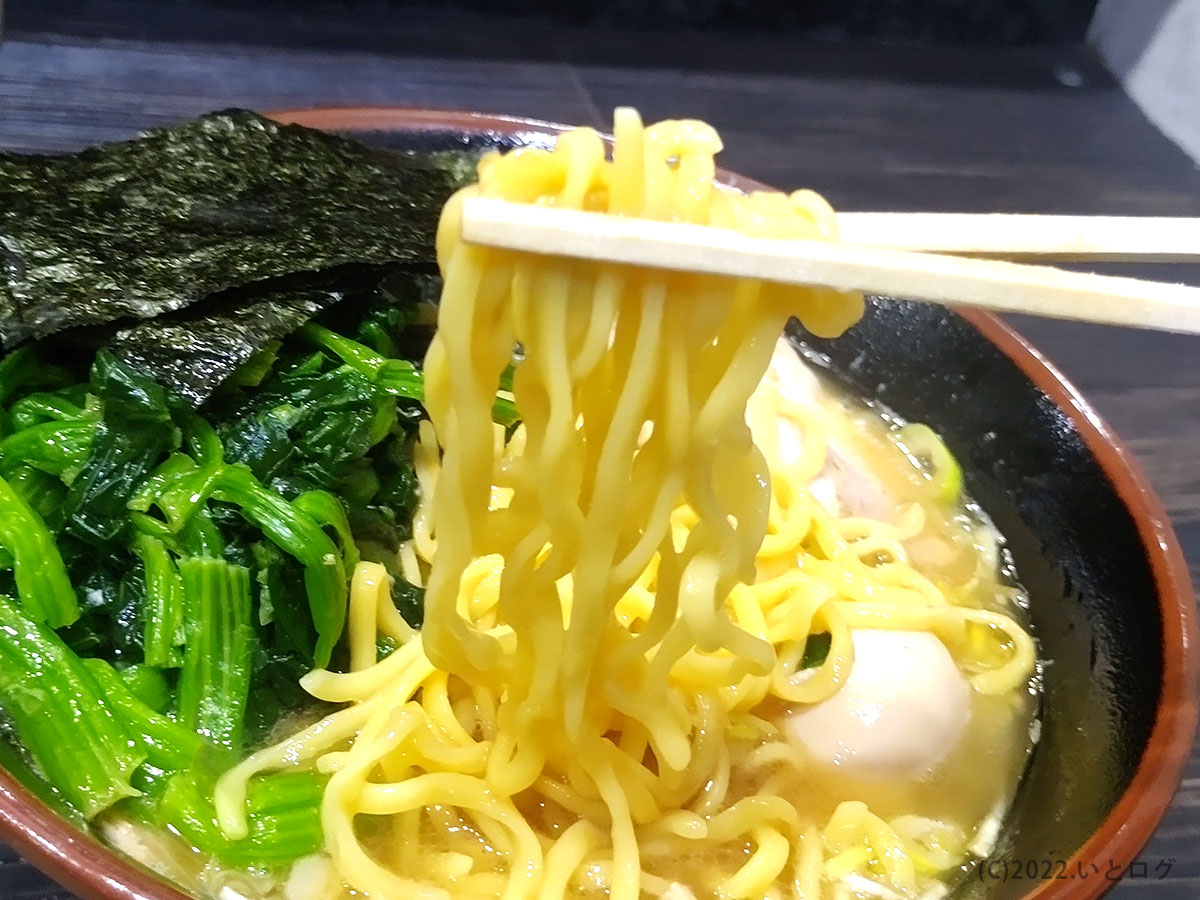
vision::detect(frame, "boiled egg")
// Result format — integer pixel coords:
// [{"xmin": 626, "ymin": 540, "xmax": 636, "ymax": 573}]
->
[{"xmin": 784, "ymin": 629, "xmax": 970, "ymax": 779}]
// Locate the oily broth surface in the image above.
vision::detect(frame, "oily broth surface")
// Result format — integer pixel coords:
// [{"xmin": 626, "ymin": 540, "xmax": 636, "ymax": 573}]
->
[
  {"xmin": 631, "ymin": 358, "xmax": 1040, "ymax": 899},
  {"xmin": 760, "ymin": 359, "xmax": 1038, "ymax": 891},
  {"xmin": 355, "ymin": 360, "xmax": 1040, "ymax": 900},
  {"xmin": 100, "ymin": 357, "xmax": 1040, "ymax": 900}
]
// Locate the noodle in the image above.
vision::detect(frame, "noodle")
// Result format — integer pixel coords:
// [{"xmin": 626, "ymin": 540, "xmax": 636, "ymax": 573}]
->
[{"xmin": 214, "ymin": 108, "xmax": 1036, "ymax": 900}]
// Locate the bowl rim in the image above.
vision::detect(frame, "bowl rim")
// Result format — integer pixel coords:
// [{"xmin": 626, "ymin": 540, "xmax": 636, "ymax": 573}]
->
[{"xmin": 0, "ymin": 105, "xmax": 1193, "ymax": 900}]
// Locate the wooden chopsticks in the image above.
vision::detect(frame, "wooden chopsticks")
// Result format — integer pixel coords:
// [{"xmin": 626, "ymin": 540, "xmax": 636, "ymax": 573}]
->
[
  {"xmin": 835, "ymin": 213, "xmax": 1200, "ymax": 263},
  {"xmin": 460, "ymin": 198, "xmax": 1200, "ymax": 335}
]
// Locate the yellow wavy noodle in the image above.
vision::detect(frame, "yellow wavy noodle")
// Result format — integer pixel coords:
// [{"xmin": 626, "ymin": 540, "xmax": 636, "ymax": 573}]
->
[{"xmin": 214, "ymin": 108, "xmax": 1035, "ymax": 900}]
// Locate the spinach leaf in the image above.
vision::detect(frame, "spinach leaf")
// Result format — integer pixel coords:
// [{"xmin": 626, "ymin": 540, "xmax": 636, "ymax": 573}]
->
[
  {"xmin": 219, "ymin": 363, "xmax": 399, "ymax": 493},
  {"xmin": 64, "ymin": 351, "xmax": 178, "ymax": 544}
]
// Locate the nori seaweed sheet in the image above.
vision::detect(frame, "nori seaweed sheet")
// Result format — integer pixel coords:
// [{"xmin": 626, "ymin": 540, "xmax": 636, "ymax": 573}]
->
[
  {"xmin": 107, "ymin": 289, "xmax": 343, "ymax": 407},
  {"xmin": 0, "ymin": 110, "xmax": 461, "ymax": 348}
]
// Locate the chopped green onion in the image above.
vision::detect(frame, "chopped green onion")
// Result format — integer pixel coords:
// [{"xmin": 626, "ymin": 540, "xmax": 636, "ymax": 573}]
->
[
  {"xmin": 491, "ymin": 395, "xmax": 520, "ymax": 427},
  {"xmin": 897, "ymin": 423, "xmax": 963, "ymax": 504},
  {"xmin": 499, "ymin": 362, "xmax": 516, "ymax": 393},
  {"xmin": 800, "ymin": 632, "xmax": 832, "ymax": 669}
]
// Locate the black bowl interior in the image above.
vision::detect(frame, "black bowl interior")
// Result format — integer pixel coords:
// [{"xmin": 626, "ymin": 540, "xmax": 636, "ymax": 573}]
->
[
  {"xmin": 349, "ymin": 125, "xmax": 1164, "ymax": 900},
  {"xmin": 798, "ymin": 301, "xmax": 1161, "ymax": 899}
]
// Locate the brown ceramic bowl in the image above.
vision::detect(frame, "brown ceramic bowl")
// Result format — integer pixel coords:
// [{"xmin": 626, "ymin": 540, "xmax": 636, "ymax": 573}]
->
[{"xmin": 0, "ymin": 108, "xmax": 1194, "ymax": 900}]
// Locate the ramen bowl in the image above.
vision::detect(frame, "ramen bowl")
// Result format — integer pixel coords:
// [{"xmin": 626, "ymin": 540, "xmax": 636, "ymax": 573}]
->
[{"xmin": 0, "ymin": 108, "xmax": 1193, "ymax": 900}]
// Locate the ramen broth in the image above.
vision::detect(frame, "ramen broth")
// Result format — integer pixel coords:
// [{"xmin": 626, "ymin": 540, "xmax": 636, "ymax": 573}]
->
[{"xmin": 103, "ymin": 345, "xmax": 1039, "ymax": 900}]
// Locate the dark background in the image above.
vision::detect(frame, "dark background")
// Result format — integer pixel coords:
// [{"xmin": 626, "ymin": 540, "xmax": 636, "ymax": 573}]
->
[
  {"xmin": 88, "ymin": 0, "xmax": 1103, "ymax": 42},
  {"xmin": 11, "ymin": 0, "xmax": 1103, "ymax": 47}
]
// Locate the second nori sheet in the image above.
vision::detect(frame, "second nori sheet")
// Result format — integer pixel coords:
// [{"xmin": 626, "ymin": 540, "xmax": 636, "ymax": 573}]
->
[
  {"xmin": 107, "ymin": 289, "xmax": 345, "ymax": 407},
  {"xmin": 0, "ymin": 110, "xmax": 461, "ymax": 348}
]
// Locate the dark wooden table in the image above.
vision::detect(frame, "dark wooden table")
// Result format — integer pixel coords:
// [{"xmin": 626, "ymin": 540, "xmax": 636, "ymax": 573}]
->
[{"xmin": 1, "ymin": 7, "xmax": 1198, "ymax": 898}]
